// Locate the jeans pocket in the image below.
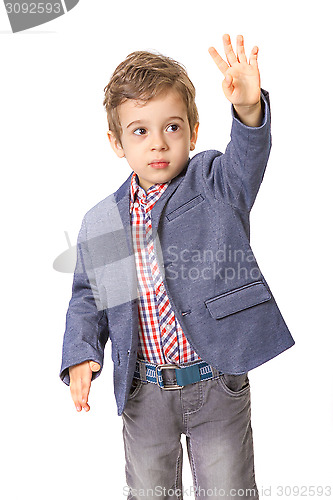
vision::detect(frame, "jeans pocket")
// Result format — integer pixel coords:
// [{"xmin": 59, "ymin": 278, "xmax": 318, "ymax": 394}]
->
[
  {"xmin": 127, "ymin": 377, "xmax": 144, "ymax": 400},
  {"xmin": 218, "ymin": 373, "xmax": 250, "ymax": 396}
]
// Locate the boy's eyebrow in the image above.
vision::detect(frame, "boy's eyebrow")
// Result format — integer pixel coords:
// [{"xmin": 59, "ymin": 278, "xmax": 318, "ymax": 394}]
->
[{"xmin": 126, "ymin": 116, "xmax": 185, "ymax": 129}]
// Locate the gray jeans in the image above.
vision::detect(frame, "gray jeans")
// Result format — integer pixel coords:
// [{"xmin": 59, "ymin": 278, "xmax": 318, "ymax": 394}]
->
[{"xmin": 122, "ymin": 361, "xmax": 259, "ymax": 500}]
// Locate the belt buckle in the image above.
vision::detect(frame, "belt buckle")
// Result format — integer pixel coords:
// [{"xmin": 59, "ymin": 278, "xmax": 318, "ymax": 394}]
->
[{"xmin": 156, "ymin": 363, "xmax": 184, "ymax": 390}]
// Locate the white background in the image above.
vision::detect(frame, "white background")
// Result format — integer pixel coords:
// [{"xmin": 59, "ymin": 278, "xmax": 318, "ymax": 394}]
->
[{"xmin": 1, "ymin": 0, "xmax": 332, "ymax": 498}]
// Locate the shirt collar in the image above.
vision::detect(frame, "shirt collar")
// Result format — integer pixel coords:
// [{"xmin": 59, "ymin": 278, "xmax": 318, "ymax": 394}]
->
[{"xmin": 130, "ymin": 172, "xmax": 170, "ymax": 212}]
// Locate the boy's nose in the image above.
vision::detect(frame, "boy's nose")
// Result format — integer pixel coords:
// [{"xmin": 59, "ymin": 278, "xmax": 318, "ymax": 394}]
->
[{"xmin": 150, "ymin": 132, "xmax": 168, "ymax": 151}]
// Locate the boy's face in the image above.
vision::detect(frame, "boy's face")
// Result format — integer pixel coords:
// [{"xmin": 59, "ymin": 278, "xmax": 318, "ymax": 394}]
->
[{"xmin": 107, "ymin": 90, "xmax": 199, "ymax": 192}]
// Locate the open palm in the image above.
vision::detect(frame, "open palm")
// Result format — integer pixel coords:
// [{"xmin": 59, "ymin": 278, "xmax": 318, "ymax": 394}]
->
[{"xmin": 209, "ymin": 34, "xmax": 261, "ymax": 107}]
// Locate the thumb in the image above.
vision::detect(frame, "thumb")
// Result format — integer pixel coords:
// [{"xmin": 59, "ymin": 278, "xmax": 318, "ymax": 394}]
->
[
  {"xmin": 222, "ymin": 73, "xmax": 234, "ymax": 96},
  {"xmin": 89, "ymin": 361, "xmax": 101, "ymax": 372}
]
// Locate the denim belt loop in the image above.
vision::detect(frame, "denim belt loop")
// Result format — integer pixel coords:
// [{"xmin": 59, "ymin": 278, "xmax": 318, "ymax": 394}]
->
[
  {"xmin": 138, "ymin": 359, "xmax": 147, "ymax": 382},
  {"xmin": 211, "ymin": 366, "xmax": 222, "ymax": 378}
]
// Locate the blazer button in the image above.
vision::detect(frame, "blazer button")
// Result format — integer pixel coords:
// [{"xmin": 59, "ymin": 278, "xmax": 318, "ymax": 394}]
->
[{"xmin": 127, "ymin": 350, "xmax": 130, "ymax": 356}]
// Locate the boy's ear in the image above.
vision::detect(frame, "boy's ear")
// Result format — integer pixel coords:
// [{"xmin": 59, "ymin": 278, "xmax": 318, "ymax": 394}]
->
[
  {"xmin": 107, "ymin": 130, "xmax": 125, "ymax": 158},
  {"xmin": 190, "ymin": 122, "xmax": 199, "ymax": 151}
]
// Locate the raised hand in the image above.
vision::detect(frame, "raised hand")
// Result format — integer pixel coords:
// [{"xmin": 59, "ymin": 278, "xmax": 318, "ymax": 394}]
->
[{"xmin": 208, "ymin": 34, "xmax": 261, "ymax": 111}]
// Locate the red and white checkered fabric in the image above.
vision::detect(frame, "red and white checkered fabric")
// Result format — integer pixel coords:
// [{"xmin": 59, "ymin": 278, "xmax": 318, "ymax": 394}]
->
[{"xmin": 130, "ymin": 172, "xmax": 201, "ymax": 365}]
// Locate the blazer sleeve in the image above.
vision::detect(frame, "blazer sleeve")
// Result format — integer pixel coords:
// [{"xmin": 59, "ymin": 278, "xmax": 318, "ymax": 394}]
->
[
  {"xmin": 204, "ymin": 88, "xmax": 272, "ymax": 212},
  {"xmin": 59, "ymin": 217, "xmax": 109, "ymax": 386}
]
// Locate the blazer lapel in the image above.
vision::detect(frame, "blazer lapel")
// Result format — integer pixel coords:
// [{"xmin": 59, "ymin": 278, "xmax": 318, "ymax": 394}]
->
[
  {"xmin": 112, "ymin": 164, "xmax": 188, "ymax": 243},
  {"xmin": 105, "ymin": 165, "xmax": 188, "ymax": 289},
  {"xmin": 97, "ymin": 174, "xmax": 138, "ymax": 308},
  {"xmin": 150, "ymin": 163, "xmax": 188, "ymax": 240}
]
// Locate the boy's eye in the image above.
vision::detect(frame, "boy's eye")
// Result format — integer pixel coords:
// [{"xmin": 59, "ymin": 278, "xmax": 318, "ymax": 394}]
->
[
  {"xmin": 133, "ymin": 128, "xmax": 147, "ymax": 136},
  {"xmin": 166, "ymin": 124, "xmax": 179, "ymax": 132}
]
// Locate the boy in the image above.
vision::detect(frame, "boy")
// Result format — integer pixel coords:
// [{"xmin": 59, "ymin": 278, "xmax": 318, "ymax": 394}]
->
[{"xmin": 60, "ymin": 34, "xmax": 294, "ymax": 499}]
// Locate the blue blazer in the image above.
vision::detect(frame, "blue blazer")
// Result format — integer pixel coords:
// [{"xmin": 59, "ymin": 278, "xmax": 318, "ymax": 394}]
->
[{"xmin": 60, "ymin": 89, "xmax": 295, "ymax": 415}]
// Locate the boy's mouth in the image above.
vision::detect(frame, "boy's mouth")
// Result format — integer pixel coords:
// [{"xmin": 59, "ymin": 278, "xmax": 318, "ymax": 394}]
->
[{"xmin": 149, "ymin": 161, "xmax": 170, "ymax": 169}]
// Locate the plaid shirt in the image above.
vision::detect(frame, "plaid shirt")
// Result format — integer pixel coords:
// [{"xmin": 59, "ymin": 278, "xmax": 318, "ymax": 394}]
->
[{"xmin": 130, "ymin": 172, "xmax": 201, "ymax": 365}]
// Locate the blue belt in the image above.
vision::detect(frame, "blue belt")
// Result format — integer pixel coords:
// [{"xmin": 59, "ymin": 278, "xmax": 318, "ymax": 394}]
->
[{"xmin": 134, "ymin": 359, "xmax": 222, "ymax": 390}]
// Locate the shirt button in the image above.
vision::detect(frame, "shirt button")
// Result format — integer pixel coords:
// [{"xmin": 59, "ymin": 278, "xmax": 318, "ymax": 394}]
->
[
  {"xmin": 165, "ymin": 324, "xmax": 172, "ymax": 332},
  {"xmin": 134, "ymin": 202, "xmax": 139, "ymax": 208}
]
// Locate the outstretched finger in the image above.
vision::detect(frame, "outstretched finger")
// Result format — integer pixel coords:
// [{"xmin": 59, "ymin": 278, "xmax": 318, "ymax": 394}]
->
[
  {"xmin": 70, "ymin": 381, "xmax": 83, "ymax": 412},
  {"xmin": 223, "ymin": 34, "xmax": 238, "ymax": 65},
  {"xmin": 81, "ymin": 380, "xmax": 91, "ymax": 412},
  {"xmin": 208, "ymin": 46, "xmax": 229, "ymax": 75},
  {"xmin": 249, "ymin": 46, "xmax": 259, "ymax": 67},
  {"xmin": 236, "ymin": 35, "xmax": 247, "ymax": 63}
]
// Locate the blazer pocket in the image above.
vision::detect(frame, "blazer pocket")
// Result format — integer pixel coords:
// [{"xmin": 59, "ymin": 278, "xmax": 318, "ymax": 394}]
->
[
  {"xmin": 205, "ymin": 280, "xmax": 271, "ymax": 320},
  {"xmin": 166, "ymin": 194, "xmax": 204, "ymax": 222}
]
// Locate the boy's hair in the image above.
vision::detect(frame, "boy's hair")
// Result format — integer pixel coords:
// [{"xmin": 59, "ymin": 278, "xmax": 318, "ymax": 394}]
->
[{"xmin": 103, "ymin": 50, "xmax": 199, "ymax": 144}]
